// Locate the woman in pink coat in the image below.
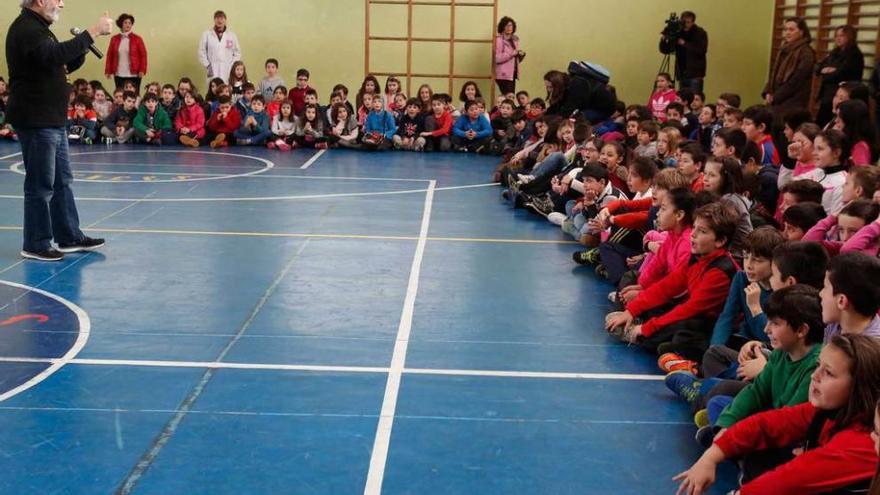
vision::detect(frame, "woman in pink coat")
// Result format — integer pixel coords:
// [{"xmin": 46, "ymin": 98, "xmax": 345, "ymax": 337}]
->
[{"xmin": 494, "ymin": 16, "xmax": 525, "ymax": 95}]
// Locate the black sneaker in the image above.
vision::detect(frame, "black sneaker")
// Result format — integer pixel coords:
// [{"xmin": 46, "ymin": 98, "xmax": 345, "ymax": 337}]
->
[
  {"xmin": 57, "ymin": 236, "xmax": 105, "ymax": 253},
  {"xmin": 572, "ymin": 248, "xmax": 600, "ymax": 266},
  {"xmin": 21, "ymin": 249, "xmax": 64, "ymax": 261}
]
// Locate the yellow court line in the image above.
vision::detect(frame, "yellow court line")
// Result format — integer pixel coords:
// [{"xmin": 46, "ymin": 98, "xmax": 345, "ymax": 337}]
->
[{"xmin": 0, "ymin": 226, "xmax": 580, "ymax": 245}]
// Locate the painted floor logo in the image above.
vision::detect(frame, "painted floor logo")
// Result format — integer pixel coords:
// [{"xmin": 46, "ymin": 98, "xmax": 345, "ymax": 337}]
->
[{"xmin": 0, "ymin": 281, "xmax": 90, "ymax": 401}]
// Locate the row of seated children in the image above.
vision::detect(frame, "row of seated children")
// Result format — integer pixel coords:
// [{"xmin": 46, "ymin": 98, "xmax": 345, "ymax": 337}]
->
[{"xmin": 492, "ymin": 81, "xmax": 880, "ymax": 492}]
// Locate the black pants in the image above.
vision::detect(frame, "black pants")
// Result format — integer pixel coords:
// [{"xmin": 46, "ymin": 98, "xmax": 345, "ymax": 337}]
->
[
  {"xmin": 496, "ymin": 79, "xmax": 515, "ymax": 95},
  {"xmin": 114, "ymin": 76, "xmax": 142, "ymax": 94},
  {"xmin": 638, "ymin": 316, "xmax": 713, "ymax": 362}
]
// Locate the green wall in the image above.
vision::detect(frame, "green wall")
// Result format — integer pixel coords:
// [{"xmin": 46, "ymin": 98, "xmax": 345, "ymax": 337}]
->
[{"xmin": 0, "ymin": 0, "xmax": 773, "ymax": 108}]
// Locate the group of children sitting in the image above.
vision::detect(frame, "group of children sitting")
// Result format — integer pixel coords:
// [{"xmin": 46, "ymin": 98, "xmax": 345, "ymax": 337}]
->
[
  {"xmin": 0, "ymin": 58, "xmax": 547, "ymax": 154},
  {"xmin": 495, "ymin": 73, "xmax": 880, "ymax": 494}
]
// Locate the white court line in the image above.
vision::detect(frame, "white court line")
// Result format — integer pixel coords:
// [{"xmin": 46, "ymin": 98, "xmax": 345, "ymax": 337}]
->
[
  {"xmin": 0, "ymin": 152, "xmax": 22, "ymax": 160},
  {"xmin": 0, "ymin": 281, "xmax": 91, "ymax": 402},
  {"xmin": 0, "ymin": 356, "xmax": 663, "ymax": 381},
  {"xmin": 299, "ymin": 149, "xmax": 326, "ymax": 170},
  {"xmin": 0, "ymin": 188, "xmax": 430, "ymax": 203},
  {"xmin": 364, "ymin": 180, "xmax": 435, "ymax": 495}
]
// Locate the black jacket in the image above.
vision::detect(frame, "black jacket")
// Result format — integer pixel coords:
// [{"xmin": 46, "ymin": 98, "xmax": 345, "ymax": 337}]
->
[
  {"xmin": 659, "ymin": 25, "xmax": 708, "ymax": 80},
  {"xmin": 546, "ymin": 75, "xmax": 617, "ymax": 123},
  {"xmin": 6, "ymin": 9, "xmax": 94, "ymax": 128},
  {"xmin": 815, "ymin": 47, "xmax": 865, "ymax": 103}
]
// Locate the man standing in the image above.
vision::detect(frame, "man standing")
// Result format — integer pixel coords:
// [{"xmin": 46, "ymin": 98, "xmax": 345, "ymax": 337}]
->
[
  {"xmin": 660, "ymin": 11, "xmax": 709, "ymax": 92},
  {"xmin": 6, "ymin": 0, "xmax": 111, "ymax": 261},
  {"xmin": 197, "ymin": 11, "xmax": 241, "ymax": 86}
]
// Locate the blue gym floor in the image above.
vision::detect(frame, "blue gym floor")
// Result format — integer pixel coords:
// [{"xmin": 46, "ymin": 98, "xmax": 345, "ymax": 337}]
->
[{"xmin": 0, "ymin": 142, "xmax": 737, "ymax": 494}]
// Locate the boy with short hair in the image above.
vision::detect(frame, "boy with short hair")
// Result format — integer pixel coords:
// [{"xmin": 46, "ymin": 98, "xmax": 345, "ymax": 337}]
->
[
  {"xmin": 236, "ymin": 83, "xmax": 256, "ymax": 119},
  {"xmin": 259, "ymin": 58, "xmax": 286, "ymax": 101},
  {"xmin": 665, "ymin": 102, "xmax": 691, "ymax": 135},
  {"xmin": 634, "ymin": 120, "xmax": 659, "ymax": 159},
  {"xmin": 362, "ymin": 95, "xmax": 397, "ymax": 151},
  {"xmin": 234, "ymin": 95, "xmax": 271, "ymax": 146},
  {"xmin": 487, "ymin": 98, "xmax": 516, "ymax": 155},
  {"xmin": 782, "ymin": 202, "xmax": 826, "ymax": 241},
  {"xmin": 101, "ymin": 90, "xmax": 138, "ymax": 144},
  {"xmin": 716, "ymin": 93, "xmax": 741, "ymax": 115},
  {"xmin": 289, "ymin": 68, "xmax": 311, "ymax": 116},
  {"xmin": 742, "ymin": 105, "xmax": 779, "ymax": 166},
  {"xmin": 711, "ymin": 127, "xmax": 746, "ymax": 160},
  {"xmin": 778, "ymin": 180, "xmax": 825, "ymax": 218},
  {"xmin": 677, "ymin": 142, "xmax": 706, "ymax": 192},
  {"xmin": 605, "ymin": 202, "xmax": 740, "ymax": 368},
  {"xmin": 452, "ymin": 100, "xmax": 492, "ymax": 152},
  {"xmin": 722, "ymin": 108, "xmax": 743, "ymax": 129},
  {"xmin": 160, "ymin": 84, "xmax": 179, "ymax": 121},
  {"xmin": 393, "ymin": 98, "xmax": 426, "ymax": 151},
  {"xmin": 67, "ymin": 95, "xmax": 98, "ymax": 144},
  {"xmin": 332, "ymin": 84, "xmax": 355, "ymax": 116},
  {"xmin": 515, "ymin": 90, "xmax": 529, "ymax": 110},
  {"xmin": 204, "ymin": 94, "xmax": 241, "ymax": 148},
  {"xmin": 527, "ymin": 98, "xmax": 545, "ymax": 120},
  {"xmin": 421, "ymin": 94, "xmax": 453, "ymax": 152},
  {"xmin": 133, "ymin": 93, "xmax": 175, "ymax": 145},
  {"xmin": 821, "ymin": 252, "xmax": 880, "ymax": 340}
]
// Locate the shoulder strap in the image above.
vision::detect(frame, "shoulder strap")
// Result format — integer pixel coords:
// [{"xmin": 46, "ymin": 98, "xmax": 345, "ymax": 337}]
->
[{"xmin": 706, "ymin": 255, "xmax": 737, "ymax": 281}]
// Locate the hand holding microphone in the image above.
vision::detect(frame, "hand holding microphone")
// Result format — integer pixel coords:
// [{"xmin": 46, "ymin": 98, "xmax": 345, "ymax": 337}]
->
[{"xmin": 72, "ymin": 12, "xmax": 112, "ymax": 59}]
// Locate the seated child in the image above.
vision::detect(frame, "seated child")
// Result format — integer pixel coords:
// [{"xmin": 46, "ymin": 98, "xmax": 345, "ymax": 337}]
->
[
  {"xmin": 561, "ymin": 163, "xmax": 628, "ymax": 246},
  {"xmin": 133, "ymin": 93, "xmax": 175, "ymax": 145},
  {"xmin": 268, "ymin": 100, "xmax": 297, "ymax": 151},
  {"xmin": 678, "ymin": 142, "xmax": 706, "ymax": 192},
  {"xmin": 92, "ymin": 87, "xmax": 113, "ymax": 123},
  {"xmin": 362, "ymin": 95, "xmax": 397, "ymax": 151},
  {"xmin": 675, "ymin": 334, "xmax": 880, "ymax": 494},
  {"xmin": 605, "ymin": 202, "xmax": 739, "ymax": 368},
  {"xmin": 690, "ymin": 104, "xmax": 720, "ymax": 153},
  {"xmin": 821, "ymin": 252, "xmax": 880, "ymax": 341},
  {"xmin": 203, "ymin": 95, "xmax": 241, "ymax": 148},
  {"xmin": 234, "ymin": 95, "xmax": 271, "ymax": 146},
  {"xmin": 266, "ymin": 86, "xmax": 288, "ymax": 120},
  {"xmin": 235, "ymin": 83, "xmax": 256, "ymax": 120},
  {"xmin": 452, "ymin": 100, "xmax": 492, "ymax": 152},
  {"xmin": 101, "ymin": 90, "xmax": 138, "ymax": 144},
  {"xmin": 393, "ymin": 98, "xmax": 426, "ymax": 152},
  {"xmin": 326, "ymin": 102, "xmax": 359, "ymax": 149},
  {"xmin": 292, "ymin": 103, "xmax": 326, "ymax": 150},
  {"xmin": 782, "ymin": 201, "xmax": 826, "ymax": 241},
  {"xmin": 805, "ymin": 199, "xmax": 880, "ymax": 256},
  {"xmin": 174, "ymin": 92, "xmax": 206, "ymax": 148},
  {"xmin": 777, "ymin": 178, "xmax": 825, "ymax": 225},
  {"xmin": 633, "ymin": 120, "xmax": 659, "ymax": 159},
  {"xmin": 160, "ymin": 84, "xmax": 179, "ymax": 122},
  {"xmin": 710, "ymin": 127, "xmax": 746, "ymax": 160},
  {"xmin": 67, "ymin": 95, "xmax": 97, "ymax": 144},
  {"xmin": 486, "ymin": 98, "xmax": 515, "ymax": 155}
]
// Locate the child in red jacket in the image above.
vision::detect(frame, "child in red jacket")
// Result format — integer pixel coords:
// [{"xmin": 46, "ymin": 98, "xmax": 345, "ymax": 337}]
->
[
  {"xmin": 203, "ymin": 95, "xmax": 240, "ymax": 148},
  {"xmin": 422, "ymin": 93, "xmax": 453, "ymax": 152},
  {"xmin": 605, "ymin": 202, "xmax": 739, "ymax": 369},
  {"xmin": 674, "ymin": 334, "xmax": 880, "ymax": 495}
]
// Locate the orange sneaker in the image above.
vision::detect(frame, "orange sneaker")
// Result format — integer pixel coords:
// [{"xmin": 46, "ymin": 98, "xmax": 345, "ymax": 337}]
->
[{"xmin": 658, "ymin": 352, "xmax": 698, "ymax": 374}]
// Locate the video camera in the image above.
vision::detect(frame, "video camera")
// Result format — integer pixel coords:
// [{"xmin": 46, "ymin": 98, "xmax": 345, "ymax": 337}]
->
[{"xmin": 659, "ymin": 12, "xmax": 685, "ymax": 54}]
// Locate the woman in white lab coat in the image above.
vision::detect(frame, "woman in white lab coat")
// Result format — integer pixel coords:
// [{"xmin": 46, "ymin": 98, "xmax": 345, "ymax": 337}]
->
[{"xmin": 197, "ymin": 10, "xmax": 241, "ymax": 86}]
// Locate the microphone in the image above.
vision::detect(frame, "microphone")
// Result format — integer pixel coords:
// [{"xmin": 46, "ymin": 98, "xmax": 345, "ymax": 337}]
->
[{"xmin": 70, "ymin": 27, "xmax": 104, "ymax": 59}]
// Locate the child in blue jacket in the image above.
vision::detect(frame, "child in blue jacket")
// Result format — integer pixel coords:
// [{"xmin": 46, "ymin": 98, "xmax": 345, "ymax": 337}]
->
[
  {"xmin": 452, "ymin": 100, "xmax": 492, "ymax": 152},
  {"xmin": 363, "ymin": 96, "xmax": 397, "ymax": 151}
]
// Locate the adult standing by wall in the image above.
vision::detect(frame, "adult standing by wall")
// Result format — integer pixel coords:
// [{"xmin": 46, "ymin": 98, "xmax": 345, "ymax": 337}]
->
[
  {"xmin": 764, "ymin": 17, "xmax": 815, "ymax": 121},
  {"xmin": 659, "ymin": 11, "xmax": 708, "ymax": 92},
  {"xmin": 197, "ymin": 10, "xmax": 241, "ymax": 87},
  {"xmin": 6, "ymin": 0, "xmax": 110, "ymax": 261},
  {"xmin": 494, "ymin": 16, "xmax": 525, "ymax": 95},
  {"xmin": 104, "ymin": 13, "xmax": 147, "ymax": 94},
  {"xmin": 815, "ymin": 24, "xmax": 864, "ymax": 128}
]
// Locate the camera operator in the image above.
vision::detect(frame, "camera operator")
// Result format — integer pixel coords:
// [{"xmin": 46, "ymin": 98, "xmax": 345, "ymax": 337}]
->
[{"xmin": 659, "ymin": 11, "xmax": 708, "ymax": 92}]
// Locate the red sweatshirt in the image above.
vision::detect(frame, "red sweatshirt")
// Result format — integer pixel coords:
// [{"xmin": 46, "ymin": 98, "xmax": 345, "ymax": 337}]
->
[
  {"xmin": 715, "ymin": 402, "xmax": 877, "ymax": 494},
  {"xmin": 289, "ymin": 86, "xmax": 311, "ymax": 116},
  {"xmin": 626, "ymin": 248, "xmax": 736, "ymax": 336},
  {"xmin": 429, "ymin": 110, "xmax": 453, "ymax": 137},
  {"xmin": 206, "ymin": 109, "xmax": 241, "ymax": 135},
  {"xmin": 606, "ymin": 197, "xmax": 652, "ymax": 230}
]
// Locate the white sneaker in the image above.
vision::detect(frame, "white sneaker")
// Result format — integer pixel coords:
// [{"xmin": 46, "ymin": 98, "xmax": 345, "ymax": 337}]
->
[
  {"xmin": 547, "ymin": 212, "xmax": 566, "ymax": 225},
  {"xmin": 517, "ymin": 174, "xmax": 534, "ymax": 184},
  {"xmin": 607, "ymin": 291, "xmax": 618, "ymax": 303}
]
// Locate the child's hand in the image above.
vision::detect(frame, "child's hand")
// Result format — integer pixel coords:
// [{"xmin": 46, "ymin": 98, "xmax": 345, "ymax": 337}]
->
[
  {"xmin": 604, "ymin": 311, "xmax": 634, "ymax": 332},
  {"xmin": 146, "ymin": 129, "xmax": 155, "ymax": 139},
  {"xmin": 587, "ymin": 218, "xmax": 605, "ymax": 232},
  {"xmin": 624, "ymin": 324, "xmax": 642, "ymax": 344},
  {"xmin": 787, "ymin": 141, "xmax": 802, "ymax": 160},
  {"xmin": 571, "ymin": 201, "xmax": 584, "ymax": 214},
  {"xmin": 738, "ymin": 341, "xmax": 764, "ymax": 364},
  {"xmin": 744, "ymin": 282, "xmax": 763, "ymax": 316},
  {"xmin": 626, "ymin": 254, "xmax": 645, "ymax": 268},
  {"xmin": 620, "ymin": 285, "xmax": 641, "ymax": 303},
  {"xmin": 181, "ymin": 127, "xmax": 190, "ymax": 134},
  {"xmin": 736, "ymin": 355, "xmax": 767, "ymax": 382},
  {"xmin": 646, "ymin": 241, "xmax": 661, "ymax": 254},
  {"xmin": 497, "ymin": 129, "xmax": 507, "ymax": 137}
]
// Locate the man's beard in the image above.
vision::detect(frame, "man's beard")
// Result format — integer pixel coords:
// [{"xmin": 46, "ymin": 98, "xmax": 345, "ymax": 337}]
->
[{"xmin": 45, "ymin": 6, "xmax": 61, "ymax": 22}]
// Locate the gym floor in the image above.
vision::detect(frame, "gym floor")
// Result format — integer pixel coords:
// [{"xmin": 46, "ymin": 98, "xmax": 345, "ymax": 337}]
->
[{"xmin": 0, "ymin": 143, "xmax": 736, "ymax": 494}]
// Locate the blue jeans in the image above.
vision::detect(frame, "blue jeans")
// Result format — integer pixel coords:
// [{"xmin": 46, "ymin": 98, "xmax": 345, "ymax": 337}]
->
[
  {"xmin": 531, "ymin": 152, "xmax": 567, "ymax": 179},
  {"xmin": 18, "ymin": 127, "xmax": 84, "ymax": 252},
  {"xmin": 233, "ymin": 129, "xmax": 272, "ymax": 145}
]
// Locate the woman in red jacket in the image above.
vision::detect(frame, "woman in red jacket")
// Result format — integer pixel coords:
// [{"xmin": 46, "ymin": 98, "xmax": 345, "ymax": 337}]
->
[
  {"xmin": 104, "ymin": 13, "xmax": 148, "ymax": 94},
  {"xmin": 674, "ymin": 334, "xmax": 880, "ymax": 495}
]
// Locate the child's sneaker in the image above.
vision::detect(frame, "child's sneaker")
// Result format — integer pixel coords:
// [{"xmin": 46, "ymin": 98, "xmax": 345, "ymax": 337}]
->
[
  {"xmin": 572, "ymin": 248, "xmax": 599, "ymax": 266},
  {"xmin": 658, "ymin": 352, "xmax": 699, "ymax": 374},
  {"xmin": 238, "ymin": 138, "xmax": 252, "ymax": 146},
  {"xmin": 664, "ymin": 370, "xmax": 701, "ymax": 406},
  {"xmin": 695, "ymin": 425, "xmax": 716, "ymax": 449},
  {"xmin": 547, "ymin": 212, "xmax": 566, "ymax": 225},
  {"xmin": 210, "ymin": 133, "xmax": 226, "ymax": 149},
  {"xmin": 278, "ymin": 141, "xmax": 291, "ymax": 152},
  {"xmin": 693, "ymin": 408, "xmax": 710, "ymax": 428},
  {"xmin": 316, "ymin": 142, "xmax": 328, "ymax": 150},
  {"xmin": 180, "ymin": 135, "xmax": 199, "ymax": 148},
  {"xmin": 266, "ymin": 141, "xmax": 276, "ymax": 150},
  {"xmin": 517, "ymin": 173, "xmax": 534, "ymax": 184}
]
